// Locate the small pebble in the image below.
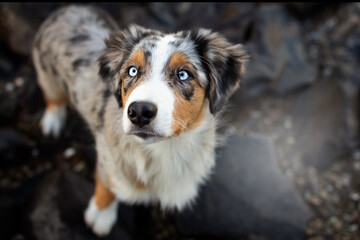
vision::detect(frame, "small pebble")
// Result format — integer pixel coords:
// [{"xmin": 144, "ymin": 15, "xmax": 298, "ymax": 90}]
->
[
  {"xmin": 353, "ymin": 149, "xmax": 360, "ymax": 161},
  {"xmin": 353, "ymin": 161, "xmax": 360, "ymax": 170},
  {"xmin": 74, "ymin": 161, "xmax": 85, "ymax": 172},
  {"xmin": 14, "ymin": 77, "xmax": 25, "ymax": 87},
  {"xmin": 306, "ymin": 228, "xmax": 313, "ymax": 236},
  {"xmin": 329, "ymin": 216, "xmax": 342, "ymax": 231},
  {"xmin": 349, "ymin": 224, "xmax": 358, "ymax": 232},
  {"xmin": 350, "ymin": 192, "xmax": 360, "ymax": 201},
  {"xmin": 44, "ymin": 162, "xmax": 52, "ymax": 170},
  {"xmin": 64, "ymin": 147, "xmax": 76, "ymax": 158},
  {"xmin": 250, "ymin": 111, "xmax": 261, "ymax": 119},
  {"xmin": 35, "ymin": 165, "xmax": 44, "ymax": 174},
  {"xmin": 272, "ymin": 132, "xmax": 279, "ymax": 140},
  {"xmin": 296, "ymin": 178, "xmax": 305, "ymax": 187},
  {"xmin": 343, "ymin": 213, "xmax": 352, "ymax": 222},
  {"xmin": 286, "ymin": 136, "xmax": 295, "ymax": 145},
  {"xmin": 0, "ymin": 179, "xmax": 10, "ymax": 188},
  {"xmin": 285, "ymin": 169, "xmax": 293, "ymax": 178},
  {"xmin": 5, "ymin": 82, "xmax": 14, "ymax": 92},
  {"xmin": 326, "ymin": 184, "xmax": 334, "ymax": 193},
  {"xmin": 320, "ymin": 190, "xmax": 328, "ymax": 200},
  {"xmin": 11, "ymin": 233, "xmax": 25, "ymax": 240},
  {"xmin": 284, "ymin": 119, "xmax": 292, "ymax": 129},
  {"xmin": 309, "ymin": 196, "xmax": 321, "ymax": 206},
  {"xmin": 32, "ymin": 148, "xmax": 39, "ymax": 157},
  {"xmin": 311, "ymin": 218, "xmax": 323, "ymax": 230}
]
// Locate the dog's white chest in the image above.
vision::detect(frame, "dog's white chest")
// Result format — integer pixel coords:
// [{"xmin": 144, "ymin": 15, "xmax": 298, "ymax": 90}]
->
[{"xmin": 97, "ymin": 113, "xmax": 217, "ymax": 210}]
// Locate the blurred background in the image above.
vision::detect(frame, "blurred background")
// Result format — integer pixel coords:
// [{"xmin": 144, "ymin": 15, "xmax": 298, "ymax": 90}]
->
[{"xmin": 0, "ymin": 2, "xmax": 359, "ymax": 240}]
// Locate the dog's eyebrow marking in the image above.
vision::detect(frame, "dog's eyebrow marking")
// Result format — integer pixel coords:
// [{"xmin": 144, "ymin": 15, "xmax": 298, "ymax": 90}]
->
[
  {"xmin": 168, "ymin": 52, "xmax": 189, "ymax": 70},
  {"xmin": 69, "ymin": 34, "xmax": 90, "ymax": 43},
  {"xmin": 121, "ymin": 49, "xmax": 147, "ymax": 96},
  {"xmin": 130, "ymin": 49, "xmax": 145, "ymax": 67},
  {"xmin": 72, "ymin": 59, "xmax": 91, "ymax": 70}
]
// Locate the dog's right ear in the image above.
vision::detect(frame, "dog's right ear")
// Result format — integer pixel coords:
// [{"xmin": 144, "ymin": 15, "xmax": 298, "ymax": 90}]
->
[{"xmin": 98, "ymin": 24, "xmax": 155, "ymax": 107}]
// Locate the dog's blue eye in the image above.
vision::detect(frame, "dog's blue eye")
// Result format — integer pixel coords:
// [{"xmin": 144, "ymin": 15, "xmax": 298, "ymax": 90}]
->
[
  {"xmin": 129, "ymin": 66, "xmax": 138, "ymax": 77},
  {"xmin": 178, "ymin": 70, "xmax": 189, "ymax": 81}
]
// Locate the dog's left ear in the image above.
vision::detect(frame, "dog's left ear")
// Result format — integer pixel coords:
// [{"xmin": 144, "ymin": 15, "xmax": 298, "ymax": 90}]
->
[{"xmin": 190, "ymin": 29, "xmax": 248, "ymax": 114}]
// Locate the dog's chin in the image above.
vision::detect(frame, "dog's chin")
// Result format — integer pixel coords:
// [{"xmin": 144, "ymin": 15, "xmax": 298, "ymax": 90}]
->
[{"xmin": 127, "ymin": 127, "xmax": 167, "ymax": 144}]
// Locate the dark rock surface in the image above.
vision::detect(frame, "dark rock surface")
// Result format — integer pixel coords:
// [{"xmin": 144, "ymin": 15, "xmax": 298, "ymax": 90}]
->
[
  {"xmin": 244, "ymin": 5, "xmax": 317, "ymax": 96},
  {"xmin": 290, "ymin": 78, "xmax": 347, "ymax": 170},
  {"xmin": 24, "ymin": 169, "xmax": 133, "ymax": 240},
  {"xmin": 0, "ymin": 170, "xmax": 49, "ymax": 240},
  {"xmin": 176, "ymin": 135, "xmax": 311, "ymax": 240},
  {"xmin": 0, "ymin": 129, "xmax": 33, "ymax": 166}
]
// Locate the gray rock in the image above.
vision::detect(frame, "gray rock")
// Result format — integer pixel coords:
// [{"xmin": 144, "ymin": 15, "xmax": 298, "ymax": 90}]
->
[
  {"xmin": 0, "ymin": 3, "xmax": 54, "ymax": 56},
  {"xmin": 0, "ymin": 93, "xmax": 17, "ymax": 125},
  {"xmin": 26, "ymin": 170, "xmax": 133, "ymax": 240},
  {"xmin": 290, "ymin": 78, "xmax": 347, "ymax": 170},
  {"xmin": 0, "ymin": 129, "xmax": 33, "ymax": 166},
  {"xmin": 0, "ymin": 171, "xmax": 49, "ymax": 240},
  {"xmin": 116, "ymin": 3, "xmax": 255, "ymax": 43},
  {"xmin": 176, "ymin": 134, "xmax": 311, "ymax": 240},
  {"xmin": 244, "ymin": 5, "xmax": 317, "ymax": 96},
  {"xmin": 283, "ymin": 3, "xmax": 340, "ymax": 20},
  {"xmin": 0, "ymin": 3, "xmax": 117, "ymax": 56},
  {"xmin": 172, "ymin": 3, "xmax": 255, "ymax": 43}
]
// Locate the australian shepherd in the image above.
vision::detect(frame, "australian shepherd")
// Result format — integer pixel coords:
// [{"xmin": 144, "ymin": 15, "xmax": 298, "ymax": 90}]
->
[{"xmin": 32, "ymin": 5, "xmax": 248, "ymax": 236}]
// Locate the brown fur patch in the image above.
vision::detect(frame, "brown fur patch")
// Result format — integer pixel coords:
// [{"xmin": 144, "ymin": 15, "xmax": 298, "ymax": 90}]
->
[
  {"xmin": 130, "ymin": 49, "xmax": 145, "ymax": 68},
  {"xmin": 120, "ymin": 49, "xmax": 148, "ymax": 106},
  {"xmin": 172, "ymin": 82, "xmax": 206, "ymax": 136},
  {"xmin": 169, "ymin": 52, "xmax": 189, "ymax": 70},
  {"xmin": 45, "ymin": 95, "xmax": 67, "ymax": 111},
  {"xmin": 94, "ymin": 171, "xmax": 115, "ymax": 210},
  {"xmin": 121, "ymin": 80, "xmax": 143, "ymax": 107}
]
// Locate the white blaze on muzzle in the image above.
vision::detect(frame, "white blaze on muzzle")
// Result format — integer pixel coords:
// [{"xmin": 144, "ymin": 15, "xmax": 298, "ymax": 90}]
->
[{"xmin": 122, "ymin": 35, "xmax": 176, "ymax": 137}]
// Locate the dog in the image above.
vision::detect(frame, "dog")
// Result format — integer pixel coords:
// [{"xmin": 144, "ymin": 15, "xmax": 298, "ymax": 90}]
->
[{"xmin": 32, "ymin": 4, "xmax": 248, "ymax": 236}]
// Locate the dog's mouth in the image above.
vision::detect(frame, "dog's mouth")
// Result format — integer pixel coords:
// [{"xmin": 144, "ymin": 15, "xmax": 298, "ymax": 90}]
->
[{"xmin": 128, "ymin": 128, "xmax": 165, "ymax": 140}]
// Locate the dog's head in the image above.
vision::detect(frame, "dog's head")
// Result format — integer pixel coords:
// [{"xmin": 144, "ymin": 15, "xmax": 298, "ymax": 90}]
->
[{"xmin": 99, "ymin": 24, "xmax": 248, "ymax": 142}]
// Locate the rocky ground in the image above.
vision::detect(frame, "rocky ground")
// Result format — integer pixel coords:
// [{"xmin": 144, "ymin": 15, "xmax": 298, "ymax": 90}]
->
[{"xmin": 0, "ymin": 2, "xmax": 360, "ymax": 240}]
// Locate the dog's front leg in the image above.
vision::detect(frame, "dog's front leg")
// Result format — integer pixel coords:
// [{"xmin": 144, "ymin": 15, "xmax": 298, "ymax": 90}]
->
[{"xmin": 84, "ymin": 170, "xmax": 119, "ymax": 236}]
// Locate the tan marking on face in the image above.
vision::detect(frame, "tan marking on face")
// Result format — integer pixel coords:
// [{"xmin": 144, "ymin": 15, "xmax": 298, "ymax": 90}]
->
[
  {"xmin": 169, "ymin": 52, "xmax": 189, "ymax": 70},
  {"xmin": 121, "ymin": 80, "xmax": 143, "ymax": 107},
  {"xmin": 120, "ymin": 49, "xmax": 148, "ymax": 106},
  {"xmin": 172, "ymin": 82, "xmax": 206, "ymax": 136},
  {"xmin": 130, "ymin": 49, "xmax": 145, "ymax": 68},
  {"xmin": 94, "ymin": 171, "xmax": 115, "ymax": 210}
]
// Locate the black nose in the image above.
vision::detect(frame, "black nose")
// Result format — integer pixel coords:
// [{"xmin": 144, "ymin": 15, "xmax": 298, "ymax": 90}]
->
[{"xmin": 128, "ymin": 102, "xmax": 157, "ymax": 128}]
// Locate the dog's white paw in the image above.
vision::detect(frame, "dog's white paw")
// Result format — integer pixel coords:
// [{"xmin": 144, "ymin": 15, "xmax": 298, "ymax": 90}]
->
[
  {"xmin": 84, "ymin": 197, "xmax": 119, "ymax": 237},
  {"xmin": 40, "ymin": 104, "xmax": 67, "ymax": 138}
]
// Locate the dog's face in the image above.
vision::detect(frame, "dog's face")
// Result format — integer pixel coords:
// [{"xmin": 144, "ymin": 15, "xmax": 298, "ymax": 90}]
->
[{"xmin": 99, "ymin": 25, "xmax": 247, "ymax": 142}]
